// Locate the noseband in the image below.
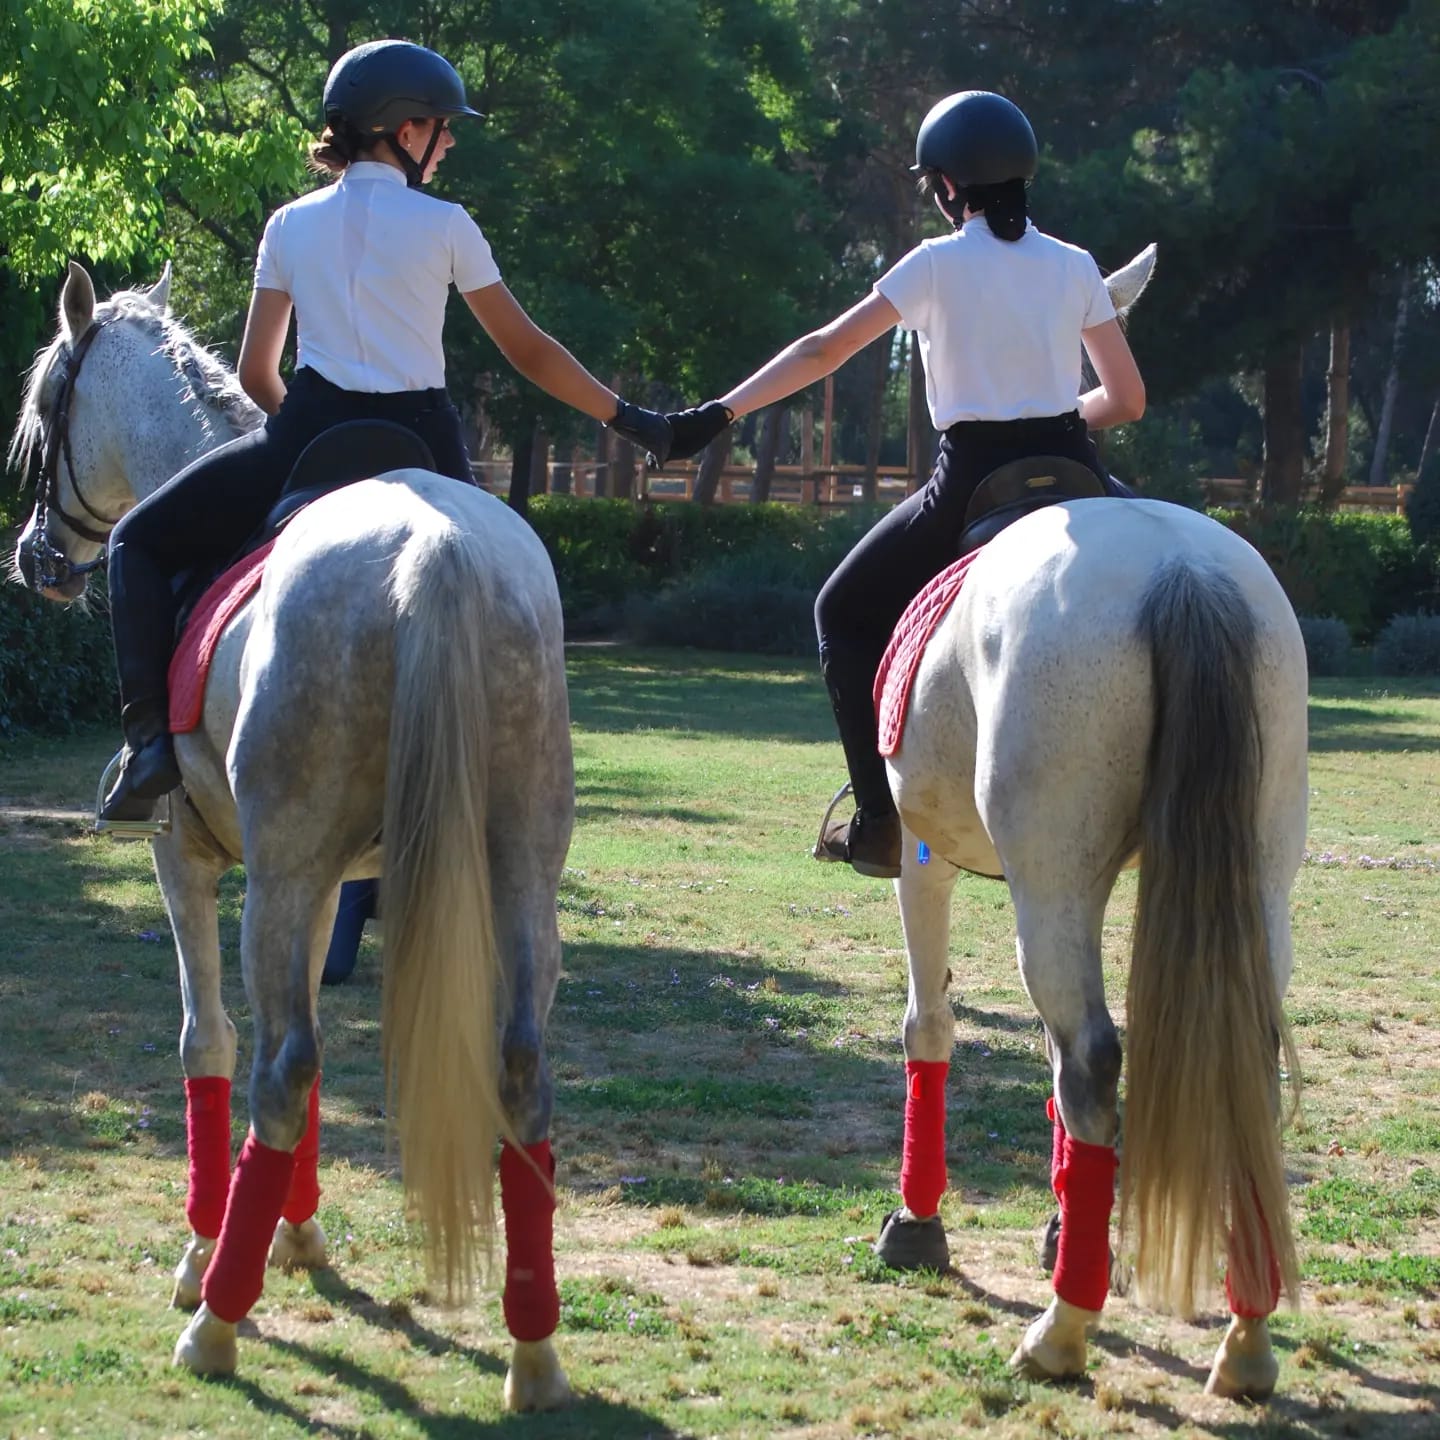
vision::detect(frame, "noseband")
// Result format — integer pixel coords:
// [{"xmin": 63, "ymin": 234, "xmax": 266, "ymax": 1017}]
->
[{"xmin": 28, "ymin": 319, "xmax": 124, "ymax": 590}]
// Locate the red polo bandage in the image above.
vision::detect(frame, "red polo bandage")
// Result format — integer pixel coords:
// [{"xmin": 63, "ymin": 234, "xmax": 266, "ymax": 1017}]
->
[
  {"xmin": 202, "ymin": 1133, "xmax": 296, "ymax": 1323},
  {"xmin": 899, "ymin": 1060, "xmax": 949, "ymax": 1219},
  {"xmin": 1224, "ymin": 1183, "xmax": 1282, "ymax": 1318},
  {"xmin": 1052, "ymin": 1134, "xmax": 1117, "ymax": 1313},
  {"xmin": 281, "ymin": 1076, "xmax": 322, "ymax": 1225},
  {"xmin": 500, "ymin": 1140, "xmax": 560, "ymax": 1342},
  {"xmin": 1046, "ymin": 1095, "xmax": 1066, "ymax": 1196},
  {"xmin": 184, "ymin": 1076, "xmax": 233, "ymax": 1240}
]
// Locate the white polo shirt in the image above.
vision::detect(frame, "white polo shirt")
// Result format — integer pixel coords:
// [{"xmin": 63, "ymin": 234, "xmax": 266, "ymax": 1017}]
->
[
  {"xmin": 875, "ymin": 217, "xmax": 1116, "ymax": 429},
  {"xmin": 254, "ymin": 162, "xmax": 502, "ymax": 393}
]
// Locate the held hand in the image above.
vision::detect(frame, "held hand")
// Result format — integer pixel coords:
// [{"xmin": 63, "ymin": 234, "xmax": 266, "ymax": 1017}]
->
[
  {"xmin": 608, "ymin": 399, "xmax": 673, "ymax": 466},
  {"xmin": 664, "ymin": 402, "xmax": 734, "ymax": 461}
]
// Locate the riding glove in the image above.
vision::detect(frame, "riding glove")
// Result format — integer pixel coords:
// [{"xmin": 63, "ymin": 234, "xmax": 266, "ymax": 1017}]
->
[
  {"xmin": 664, "ymin": 402, "xmax": 735, "ymax": 461},
  {"xmin": 608, "ymin": 399, "xmax": 673, "ymax": 466}
]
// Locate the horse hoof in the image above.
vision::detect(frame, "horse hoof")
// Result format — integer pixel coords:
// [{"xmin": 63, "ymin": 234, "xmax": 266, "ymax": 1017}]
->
[
  {"xmin": 1204, "ymin": 1317, "xmax": 1278, "ymax": 1401},
  {"xmin": 171, "ymin": 1235, "xmax": 216, "ymax": 1311},
  {"xmin": 504, "ymin": 1338, "xmax": 574, "ymax": 1412},
  {"xmin": 173, "ymin": 1303, "xmax": 238, "ymax": 1375},
  {"xmin": 1038, "ymin": 1213, "xmax": 1060, "ymax": 1272},
  {"xmin": 874, "ymin": 1208, "xmax": 950, "ymax": 1272},
  {"xmin": 1008, "ymin": 1297, "xmax": 1094, "ymax": 1381},
  {"xmin": 269, "ymin": 1217, "xmax": 328, "ymax": 1272}
]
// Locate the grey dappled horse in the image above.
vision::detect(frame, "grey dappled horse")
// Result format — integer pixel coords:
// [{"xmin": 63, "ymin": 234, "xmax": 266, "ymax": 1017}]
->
[
  {"xmin": 879, "ymin": 486, "xmax": 1307, "ymax": 1395},
  {"xmin": 10, "ymin": 263, "xmax": 576, "ymax": 1409}
]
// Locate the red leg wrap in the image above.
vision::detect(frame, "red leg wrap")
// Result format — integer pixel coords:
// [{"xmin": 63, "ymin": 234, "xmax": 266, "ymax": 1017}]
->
[
  {"xmin": 1052, "ymin": 1134, "xmax": 1117, "ymax": 1312},
  {"xmin": 1224, "ymin": 1183, "xmax": 1282, "ymax": 1319},
  {"xmin": 184, "ymin": 1076, "xmax": 233, "ymax": 1240},
  {"xmin": 281, "ymin": 1076, "xmax": 322, "ymax": 1226},
  {"xmin": 899, "ymin": 1060, "xmax": 949, "ymax": 1219},
  {"xmin": 500, "ymin": 1140, "xmax": 560, "ymax": 1343},
  {"xmin": 202, "ymin": 1133, "xmax": 296, "ymax": 1323},
  {"xmin": 1046, "ymin": 1096, "xmax": 1067, "ymax": 1198}
]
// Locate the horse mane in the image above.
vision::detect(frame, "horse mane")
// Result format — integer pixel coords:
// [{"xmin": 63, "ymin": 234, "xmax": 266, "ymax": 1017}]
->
[{"xmin": 8, "ymin": 284, "xmax": 261, "ymax": 482}]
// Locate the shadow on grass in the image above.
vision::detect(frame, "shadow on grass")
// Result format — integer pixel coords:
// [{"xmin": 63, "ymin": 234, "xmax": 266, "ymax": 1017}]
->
[
  {"xmin": 1308, "ymin": 678, "xmax": 1440, "ymax": 754},
  {"xmin": 566, "ymin": 646, "xmax": 832, "ymax": 745}
]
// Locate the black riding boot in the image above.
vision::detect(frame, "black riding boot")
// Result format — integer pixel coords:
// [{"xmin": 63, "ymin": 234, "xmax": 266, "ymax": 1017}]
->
[
  {"xmin": 100, "ymin": 541, "xmax": 182, "ymax": 822},
  {"xmin": 815, "ymin": 644, "xmax": 902, "ymax": 878}
]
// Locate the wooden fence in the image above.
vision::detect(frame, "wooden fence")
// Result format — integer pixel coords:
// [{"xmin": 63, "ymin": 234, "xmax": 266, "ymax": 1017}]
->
[{"xmin": 473, "ymin": 458, "xmax": 1416, "ymax": 514}]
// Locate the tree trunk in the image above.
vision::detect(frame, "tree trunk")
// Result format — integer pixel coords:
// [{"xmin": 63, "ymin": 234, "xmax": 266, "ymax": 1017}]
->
[
  {"xmin": 529, "ymin": 424, "xmax": 549, "ymax": 496},
  {"xmin": 692, "ymin": 430, "xmax": 734, "ymax": 506},
  {"xmin": 1318, "ymin": 320, "xmax": 1351, "ymax": 508},
  {"xmin": 1260, "ymin": 344, "xmax": 1306, "ymax": 508},
  {"xmin": 1370, "ymin": 270, "xmax": 1414, "ymax": 488},
  {"xmin": 593, "ymin": 420, "xmax": 611, "ymax": 498},
  {"xmin": 1417, "ymin": 394, "xmax": 1440, "ymax": 485},
  {"xmin": 751, "ymin": 406, "xmax": 785, "ymax": 504},
  {"xmin": 507, "ymin": 421, "xmax": 536, "ymax": 516},
  {"xmin": 861, "ymin": 333, "xmax": 890, "ymax": 502},
  {"xmin": 611, "ymin": 437, "xmax": 636, "ymax": 500}
]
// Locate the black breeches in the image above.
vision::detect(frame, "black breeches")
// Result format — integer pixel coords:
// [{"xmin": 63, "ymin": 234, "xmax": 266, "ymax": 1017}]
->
[
  {"xmin": 106, "ymin": 368, "xmax": 475, "ymax": 715},
  {"xmin": 814, "ymin": 411, "xmax": 1104, "ymax": 815}
]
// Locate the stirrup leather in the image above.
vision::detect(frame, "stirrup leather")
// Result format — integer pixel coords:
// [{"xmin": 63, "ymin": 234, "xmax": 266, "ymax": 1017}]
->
[
  {"xmin": 95, "ymin": 748, "xmax": 173, "ymax": 839},
  {"xmin": 812, "ymin": 781, "xmax": 854, "ymax": 862}
]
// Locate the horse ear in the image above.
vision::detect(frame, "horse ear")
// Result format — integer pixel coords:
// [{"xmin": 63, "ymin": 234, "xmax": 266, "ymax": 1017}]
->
[
  {"xmin": 1105, "ymin": 243, "xmax": 1157, "ymax": 316},
  {"xmin": 148, "ymin": 261, "xmax": 173, "ymax": 314},
  {"xmin": 60, "ymin": 260, "xmax": 96, "ymax": 341}
]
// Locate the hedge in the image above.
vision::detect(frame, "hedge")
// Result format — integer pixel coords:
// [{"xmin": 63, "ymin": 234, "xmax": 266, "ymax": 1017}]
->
[{"xmin": 7, "ymin": 499, "xmax": 1440, "ymax": 735}]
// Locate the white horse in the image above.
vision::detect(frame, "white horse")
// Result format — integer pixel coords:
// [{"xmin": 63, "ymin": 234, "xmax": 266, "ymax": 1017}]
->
[
  {"xmin": 10, "ymin": 263, "xmax": 576, "ymax": 1410},
  {"xmin": 876, "ymin": 494, "xmax": 1307, "ymax": 1398}
]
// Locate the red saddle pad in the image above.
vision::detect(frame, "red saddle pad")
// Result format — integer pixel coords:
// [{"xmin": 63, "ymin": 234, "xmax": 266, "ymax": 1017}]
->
[
  {"xmin": 873, "ymin": 549, "xmax": 982, "ymax": 758},
  {"xmin": 168, "ymin": 539, "xmax": 277, "ymax": 735}
]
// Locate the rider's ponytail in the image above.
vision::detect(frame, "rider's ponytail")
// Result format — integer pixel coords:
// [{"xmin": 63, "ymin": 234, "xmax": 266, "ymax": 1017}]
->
[
  {"xmin": 965, "ymin": 178, "xmax": 1028, "ymax": 241},
  {"xmin": 307, "ymin": 124, "xmax": 362, "ymax": 177}
]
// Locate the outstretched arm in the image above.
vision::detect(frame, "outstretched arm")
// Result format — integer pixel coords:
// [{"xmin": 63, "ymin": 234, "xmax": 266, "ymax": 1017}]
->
[
  {"xmin": 719, "ymin": 291, "xmax": 901, "ymax": 418},
  {"xmin": 464, "ymin": 282, "xmax": 618, "ymax": 420},
  {"xmin": 664, "ymin": 290, "xmax": 901, "ymax": 461},
  {"xmin": 464, "ymin": 281, "xmax": 669, "ymax": 457}
]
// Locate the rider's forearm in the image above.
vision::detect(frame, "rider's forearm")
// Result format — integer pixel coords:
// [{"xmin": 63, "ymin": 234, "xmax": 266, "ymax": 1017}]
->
[
  {"xmin": 508, "ymin": 332, "xmax": 617, "ymax": 422},
  {"xmin": 1079, "ymin": 386, "xmax": 1144, "ymax": 430},
  {"xmin": 720, "ymin": 334, "xmax": 836, "ymax": 419},
  {"xmin": 241, "ymin": 372, "xmax": 286, "ymax": 417}
]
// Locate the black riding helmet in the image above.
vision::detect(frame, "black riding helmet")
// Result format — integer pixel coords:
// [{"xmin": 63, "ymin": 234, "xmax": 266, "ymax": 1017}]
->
[
  {"xmin": 323, "ymin": 40, "xmax": 481, "ymax": 186},
  {"xmin": 913, "ymin": 91, "xmax": 1037, "ymax": 188}
]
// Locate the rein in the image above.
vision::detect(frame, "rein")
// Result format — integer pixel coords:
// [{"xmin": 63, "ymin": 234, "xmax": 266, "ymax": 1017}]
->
[{"xmin": 29, "ymin": 319, "xmax": 123, "ymax": 589}]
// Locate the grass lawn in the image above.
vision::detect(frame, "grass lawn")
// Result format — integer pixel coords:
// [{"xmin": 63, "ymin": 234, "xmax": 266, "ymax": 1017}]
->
[{"xmin": 0, "ymin": 652, "xmax": 1437, "ymax": 1438}]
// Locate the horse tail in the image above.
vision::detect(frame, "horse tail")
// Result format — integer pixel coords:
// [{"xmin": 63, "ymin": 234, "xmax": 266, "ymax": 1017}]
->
[
  {"xmin": 1122, "ymin": 558, "xmax": 1299, "ymax": 1318},
  {"xmin": 380, "ymin": 516, "xmax": 510, "ymax": 1304}
]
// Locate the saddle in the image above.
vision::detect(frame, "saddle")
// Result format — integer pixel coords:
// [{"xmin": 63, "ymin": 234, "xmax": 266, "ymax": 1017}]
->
[
  {"xmin": 167, "ymin": 420, "xmax": 437, "ymax": 736},
  {"xmin": 957, "ymin": 453, "xmax": 1130, "ymax": 557},
  {"xmin": 172, "ymin": 419, "xmax": 437, "ymax": 635}
]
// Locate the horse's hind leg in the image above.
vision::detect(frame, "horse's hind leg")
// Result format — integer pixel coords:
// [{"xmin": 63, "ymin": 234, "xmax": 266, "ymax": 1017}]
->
[
  {"xmin": 1006, "ymin": 887, "xmax": 1120, "ymax": 1381},
  {"xmin": 173, "ymin": 865, "xmax": 338, "ymax": 1375},
  {"xmin": 875, "ymin": 836, "xmax": 960, "ymax": 1271},
  {"xmin": 490, "ymin": 753, "xmax": 574, "ymax": 1413},
  {"xmin": 151, "ymin": 821, "xmax": 236, "ymax": 1311}
]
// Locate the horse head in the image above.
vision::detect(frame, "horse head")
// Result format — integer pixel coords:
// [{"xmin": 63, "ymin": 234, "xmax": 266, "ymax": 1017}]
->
[{"xmin": 10, "ymin": 260, "xmax": 260, "ymax": 601}]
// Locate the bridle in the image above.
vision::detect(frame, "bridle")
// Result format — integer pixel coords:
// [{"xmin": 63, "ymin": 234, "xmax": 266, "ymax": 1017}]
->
[{"xmin": 27, "ymin": 319, "xmax": 125, "ymax": 590}]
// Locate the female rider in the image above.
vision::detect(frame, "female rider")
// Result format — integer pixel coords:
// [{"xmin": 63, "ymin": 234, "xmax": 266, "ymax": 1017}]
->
[
  {"xmin": 664, "ymin": 91, "xmax": 1145, "ymax": 878},
  {"xmin": 101, "ymin": 39, "xmax": 670, "ymax": 821}
]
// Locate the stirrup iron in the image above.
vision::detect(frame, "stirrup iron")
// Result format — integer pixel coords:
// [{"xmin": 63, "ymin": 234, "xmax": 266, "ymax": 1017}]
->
[
  {"xmin": 94, "ymin": 748, "xmax": 173, "ymax": 839},
  {"xmin": 812, "ymin": 781, "xmax": 853, "ymax": 862}
]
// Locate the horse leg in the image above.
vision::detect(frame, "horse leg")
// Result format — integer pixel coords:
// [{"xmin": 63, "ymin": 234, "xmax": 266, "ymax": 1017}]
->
[
  {"xmin": 173, "ymin": 870, "xmax": 334, "ymax": 1374},
  {"xmin": 268, "ymin": 1071, "xmax": 328, "ymax": 1273},
  {"xmin": 875, "ymin": 839, "xmax": 959, "ymax": 1271},
  {"xmin": 492, "ymin": 847, "xmax": 573, "ymax": 1412},
  {"xmin": 1006, "ymin": 890, "xmax": 1120, "ymax": 1382},
  {"xmin": 151, "ymin": 822, "xmax": 236, "ymax": 1311},
  {"xmin": 1203, "ymin": 877, "xmax": 1296, "ymax": 1401}
]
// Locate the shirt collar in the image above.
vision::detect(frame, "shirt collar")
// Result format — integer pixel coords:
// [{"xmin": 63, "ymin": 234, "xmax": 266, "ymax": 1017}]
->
[{"xmin": 343, "ymin": 161, "xmax": 407, "ymax": 187}]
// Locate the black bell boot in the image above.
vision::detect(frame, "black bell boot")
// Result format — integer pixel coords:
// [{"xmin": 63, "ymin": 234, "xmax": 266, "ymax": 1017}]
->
[{"xmin": 100, "ymin": 699, "xmax": 182, "ymax": 822}]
